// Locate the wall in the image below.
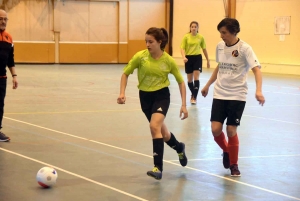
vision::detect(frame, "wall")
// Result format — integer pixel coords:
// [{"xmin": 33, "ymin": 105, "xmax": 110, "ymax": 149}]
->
[
  {"xmin": 173, "ymin": 0, "xmax": 300, "ymax": 75},
  {"xmin": 6, "ymin": 0, "xmax": 167, "ymax": 64}
]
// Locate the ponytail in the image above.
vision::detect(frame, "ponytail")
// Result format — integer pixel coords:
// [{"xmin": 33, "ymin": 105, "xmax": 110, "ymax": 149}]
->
[{"xmin": 146, "ymin": 27, "xmax": 169, "ymax": 50}]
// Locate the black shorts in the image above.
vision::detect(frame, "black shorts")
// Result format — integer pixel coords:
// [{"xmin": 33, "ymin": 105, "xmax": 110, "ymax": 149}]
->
[
  {"xmin": 139, "ymin": 87, "xmax": 170, "ymax": 122},
  {"xmin": 210, "ymin": 99, "xmax": 246, "ymax": 126},
  {"xmin": 185, "ymin": 54, "xmax": 202, "ymax": 74}
]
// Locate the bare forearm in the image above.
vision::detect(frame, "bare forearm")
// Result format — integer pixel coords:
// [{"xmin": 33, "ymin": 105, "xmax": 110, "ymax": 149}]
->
[
  {"xmin": 252, "ymin": 67, "xmax": 263, "ymax": 92},
  {"xmin": 206, "ymin": 66, "xmax": 219, "ymax": 87},
  {"xmin": 180, "ymin": 49, "xmax": 186, "ymax": 58},
  {"xmin": 178, "ymin": 82, "xmax": 187, "ymax": 106},
  {"xmin": 203, "ymin": 49, "xmax": 209, "ymax": 61},
  {"xmin": 120, "ymin": 73, "xmax": 129, "ymax": 95}
]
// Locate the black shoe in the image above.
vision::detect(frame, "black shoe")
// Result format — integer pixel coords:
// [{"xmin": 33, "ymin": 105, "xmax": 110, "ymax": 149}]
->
[
  {"xmin": 147, "ymin": 167, "xmax": 162, "ymax": 180},
  {"xmin": 222, "ymin": 152, "xmax": 230, "ymax": 169},
  {"xmin": 0, "ymin": 131, "xmax": 10, "ymax": 142},
  {"xmin": 230, "ymin": 164, "xmax": 241, "ymax": 177},
  {"xmin": 178, "ymin": 143, "xmax": 188, "ymax": 167}
]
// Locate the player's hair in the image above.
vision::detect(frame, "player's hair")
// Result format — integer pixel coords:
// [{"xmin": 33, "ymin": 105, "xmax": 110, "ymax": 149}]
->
[
  {"xmin": 146, "ymin": 27, "xmax": 168, "ymax": 50},
  {"xmin": 217, "ymin": 18, "xmax": 240, "ymax": 35},
  {"xmin": 189, "ymin": 21, "xmax": 199, "ymax": 33}
]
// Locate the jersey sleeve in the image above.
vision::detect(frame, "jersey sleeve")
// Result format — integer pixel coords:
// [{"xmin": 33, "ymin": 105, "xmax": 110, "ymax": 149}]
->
[
  {"xmin": 123, "ymin": 52, "xmax": 140, "ymax": 75},
  {"xmin": 180, "ymin": 35, "xmax": 187, "ymax": 50},
  {"xmin": 169, "ymin": 58, "xmax": 184, "ymax": 84},
  {"xmin": 245, "ymin": 46, "xmax": 261, "ymax": 69}
]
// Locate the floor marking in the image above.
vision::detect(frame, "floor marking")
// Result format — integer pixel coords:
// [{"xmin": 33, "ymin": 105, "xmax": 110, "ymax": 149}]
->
[
  {"xmin": 169, "ymin": 154, "xmax": 300, "ymax": 161},
  {"xmin": 197, "ymin": 108, "xmax": 300, "ymax": 126},
  {"xmin": 0, "ymin": 148, "xmax": 148, "ymax": 201},
  {"xmin": 243, "ymin": 115, "xmax": 300, "ymax": 125},
  {"xmin": 4, "ymin": 116, "xmax": 300, "ymax": 200}
]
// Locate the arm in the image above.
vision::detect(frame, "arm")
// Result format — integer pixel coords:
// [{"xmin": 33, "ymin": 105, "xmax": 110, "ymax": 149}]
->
[
  {"xmin": 180, "ymin": 49, "xmax": 188, "ymax": 63},
  {"xmin": 202, "ymin": 49, "xmax": 210, "ymax": 68},
  {"xmin": 252, "ymin": 66, "xmax": 265, "ymax": 106},
  {"xmin": 117, "ymin": 73, "xmax": 129, "ymax": 104},
  {"xmin": 8, "ymin": 67, "xmax": 18, "ymax": 89},
  {"xmin": 178, "ymin": 82, "xmax": 188, "ymax": 120},
  {"xmin": 201, "ymin": 65, "xmax": 219, "ymax": 97}
]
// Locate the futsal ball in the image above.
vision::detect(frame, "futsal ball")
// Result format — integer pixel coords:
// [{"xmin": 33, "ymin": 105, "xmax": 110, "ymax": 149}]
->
[{"xmin": 36, "ymin": 167, "xmax": 58, "ymax": 188}]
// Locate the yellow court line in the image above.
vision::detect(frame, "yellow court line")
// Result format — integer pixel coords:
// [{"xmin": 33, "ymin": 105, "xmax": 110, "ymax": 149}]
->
[
  {"xmin": 4, "ymin": 109, "xmax": 141, "ymax": 115},
  {"xmin": 4, "ymin": 107, "xmax": 184, "ymax": 115},
  {"xmin": 3, "ymin": 116, "xmax": 300, "ymax": 201}
]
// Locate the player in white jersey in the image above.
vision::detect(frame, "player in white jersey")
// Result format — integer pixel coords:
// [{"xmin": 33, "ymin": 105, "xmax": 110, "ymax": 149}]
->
[{"xmin": 201, "ymin": 18, "xmax": 265, "ymax": 176}]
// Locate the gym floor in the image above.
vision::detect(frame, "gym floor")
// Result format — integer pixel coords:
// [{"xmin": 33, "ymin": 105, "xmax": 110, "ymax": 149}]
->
[{"xmin": 0, "ymin": 64, "xmax": 299, "ymax": 201}]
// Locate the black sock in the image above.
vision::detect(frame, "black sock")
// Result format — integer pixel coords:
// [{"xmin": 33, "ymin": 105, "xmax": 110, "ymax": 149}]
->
[
  {"xmin": 193, "ymin": 80, "xmax": 200, "ymax": 99},
  {"xmin": 153, "ymin": 138, "xmax": 164, "ymax": 171},
  {"xmin": 188, "ymin": 82, "xmax": 194, "ymax": 97},
  {"xmin": 165, "ymin": 133, "xmax": 182, "ymax": 153}
]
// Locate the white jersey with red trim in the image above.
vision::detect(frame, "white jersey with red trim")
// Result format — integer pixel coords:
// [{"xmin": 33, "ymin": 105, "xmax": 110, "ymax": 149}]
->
[{"xmin": 214, "ymin": 39, "xmax": 260, "ymax": 101}]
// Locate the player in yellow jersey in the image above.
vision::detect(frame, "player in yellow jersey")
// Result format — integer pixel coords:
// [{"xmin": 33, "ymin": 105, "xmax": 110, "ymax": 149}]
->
[
  {"xmin": 117, "ymin": 27, "xmax": 188, "ymax": 180},
  {"xmin": 180, "ymin": 21, "xmax": 210, "ymax": 104}
]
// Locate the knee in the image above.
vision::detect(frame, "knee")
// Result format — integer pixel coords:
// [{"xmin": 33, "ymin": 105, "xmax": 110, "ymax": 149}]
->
[
  {"xmin": 226, "ymin": 126, "xmax": 237, "ymax": 137},
  {"xmin": 150, "ymin": 123, "xmax": 160, "ymax": 135},
  {"xmin": 211, "ymin": 126, "xmax": 222, "ymax": 137}
]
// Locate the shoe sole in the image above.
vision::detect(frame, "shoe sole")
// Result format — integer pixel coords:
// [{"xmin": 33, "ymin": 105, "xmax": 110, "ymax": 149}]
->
[
  {"xmin": 230, "ymin": 174, "xmax": 241, "ymax": 177},
  {"xmin": 0, "ymin": 138, "xmax": 10, "ymax": 142},
  {"xmin": 147, "ymin": 172, "xmax": 162, "ymax": 180}
]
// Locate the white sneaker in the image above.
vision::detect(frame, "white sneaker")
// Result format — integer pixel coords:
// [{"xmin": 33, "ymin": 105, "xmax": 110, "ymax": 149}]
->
[{"xmin": 191, "ymin": 99, "xmax": 197, "ymax": 105}]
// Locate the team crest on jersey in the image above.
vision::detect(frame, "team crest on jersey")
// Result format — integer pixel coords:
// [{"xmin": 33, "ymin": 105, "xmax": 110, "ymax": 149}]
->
[{"xmin": 232, "ymin": 50, "xmax": 239, "ymax": 57}]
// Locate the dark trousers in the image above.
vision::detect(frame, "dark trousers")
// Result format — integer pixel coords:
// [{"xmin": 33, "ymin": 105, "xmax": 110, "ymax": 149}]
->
[{"xmin": 0, "ymin": 78, "xmax": 7, "ymax": 129}]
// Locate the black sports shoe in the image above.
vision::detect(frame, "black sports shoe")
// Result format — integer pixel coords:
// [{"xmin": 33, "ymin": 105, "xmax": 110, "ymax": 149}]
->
[
  {"xmin": 222, "ymin": 152, "xmax": 230, "ymax": 169},
  {"xmin": 147, "ymin": 167, "xmax": 162, "ymax": 180},
  {"xmin": 0, "ymin": 131, "xmax": 10, "ymax": 142},
  {"xmin": 230, "ymin": 164, "xmax": 241, "ymax": 177},
  {"xmin": 178, "ymin": 143, "xmax": 188, "ymax": 167}
]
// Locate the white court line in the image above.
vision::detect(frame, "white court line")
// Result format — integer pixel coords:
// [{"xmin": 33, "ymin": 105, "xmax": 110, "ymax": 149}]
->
[
  {"xmin": 243, "ymin": 115, "xmax": 300, "ymax": 125},
  {"xmin": 0, "ymin": 148, "xmax": 148, "ymax": 201},
  {"xmin": 169, "ymin": 154, "xmax": 300, "ymax": 161},
  {"xmin": 4, "ymin": 116, "xmax": 300, "ymax": 201},
  {"xmin": 198, "ymin": 107, "xmax": 300, "ymax": 126}
]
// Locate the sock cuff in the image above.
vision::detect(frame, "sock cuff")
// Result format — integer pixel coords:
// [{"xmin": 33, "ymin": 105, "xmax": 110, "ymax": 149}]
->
[
  {"xmin": 228, "ymin": 134, "xmax": 239, "ymax": 145},
  {"xmin": 214, "ymin": 132, "xmax": 225, "ymax": 141}
]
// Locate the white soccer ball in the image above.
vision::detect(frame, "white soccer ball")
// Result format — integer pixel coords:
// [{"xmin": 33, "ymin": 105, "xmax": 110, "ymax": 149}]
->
[{"xmin": 36, "ymin": 167, "xmax": 58, "ymax": 188}]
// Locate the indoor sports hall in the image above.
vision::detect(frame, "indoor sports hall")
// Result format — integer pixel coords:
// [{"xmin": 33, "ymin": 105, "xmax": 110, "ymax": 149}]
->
[{"xmin": 0, "ymin": 0, "xmax": 299, "ymax": 201}]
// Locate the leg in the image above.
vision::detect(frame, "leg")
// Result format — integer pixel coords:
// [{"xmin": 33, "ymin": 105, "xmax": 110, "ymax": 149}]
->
[
  {"xmin": 227, "ymin": 126, "xmax": 240, "ymax": 176},
  {"xmin": 161, "ymin": 123, "xmax": 187, "ymax": 166},
  {"xmin": 210, "ymin": 99, "xmax": 229, "ymax": 168},
  {"xmin": 0, "ymin": 79, "xmax": 9, "ymax": 142},
  {"xmin": 187, "ymin": 73, "xmax": 194, "ymax": 101},
  {"xmin": 147, "ymin": 113, "xmax": 165, "ymax": 180},
  {"xmin": 226, "ymin": 125, "xmax": 239, "ymax": 165},
  {"xmin": 226, "ymin": 100, "xmax": 246, "ymax": 176},
  {"xmin": 192, "ymin": 70, "xmax": 200, "ymax": 101}
]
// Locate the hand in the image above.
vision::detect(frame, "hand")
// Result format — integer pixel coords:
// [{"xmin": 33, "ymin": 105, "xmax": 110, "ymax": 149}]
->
[
  {"xmin": 207, "ymin": 61, "xmax": 210, "ymax": 68},
  {"xmin": 201, "ymin": 86, "xmax": 209, "ymax": 97},
  {"xmin": 12, "ymin": 77, "xmax": 18, "ymax": 89},
  {"xmin": 179, "ymin": 106, "xmax": 188, "ymax": 120},
  {"xmin": 117, "ymin": 95, "xmax": 126, "ymax": 104},
  {"xmin": 255, "ymin": 91, "xmax": 265, "ymax": 106},
  {"xmin": 183, "ymin": 57, "xmax": 188, "ymax": 63}
]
